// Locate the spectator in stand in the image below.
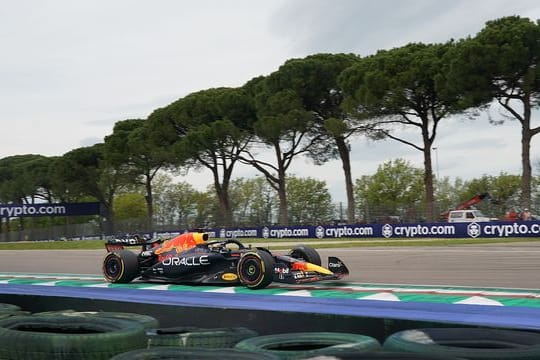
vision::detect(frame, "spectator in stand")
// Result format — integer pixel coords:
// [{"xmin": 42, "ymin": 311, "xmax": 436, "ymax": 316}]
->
[{"xmin": 521, "ymin": 208, "xmax": 532, "ymax": 221}]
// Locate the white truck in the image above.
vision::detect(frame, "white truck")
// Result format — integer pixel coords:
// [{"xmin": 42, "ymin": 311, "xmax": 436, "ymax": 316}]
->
[{"xmin": 447, "ymin": 209, "xmax": 491, "ymax": 223}]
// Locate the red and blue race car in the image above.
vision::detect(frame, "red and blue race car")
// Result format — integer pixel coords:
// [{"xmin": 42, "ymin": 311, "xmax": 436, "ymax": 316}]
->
[{"xmin": 102, "ymin": 232, "xmax": 349, "ymax": 289}]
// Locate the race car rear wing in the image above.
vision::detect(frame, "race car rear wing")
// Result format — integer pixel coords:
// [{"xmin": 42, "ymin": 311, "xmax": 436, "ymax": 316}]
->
[{"xmin": 105, "ymin": 236, "xmax": 148, "ymax": 252}]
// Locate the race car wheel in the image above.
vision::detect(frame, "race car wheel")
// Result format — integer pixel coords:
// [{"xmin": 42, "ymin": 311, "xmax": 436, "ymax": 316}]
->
[
  {"xmin": 237, "ymin": 250, "xmax": 274, "ymax": 289},
  {"xmin": 0, "ymin": 314, "xmax": 146, "ymax": 359},
  {"xmin": 289, "ymin": 244, "xmax": 322, "ymax": 266},
  {"xmin": 103, "ymin": 250, "xmax": 139, "ymax": 283}
]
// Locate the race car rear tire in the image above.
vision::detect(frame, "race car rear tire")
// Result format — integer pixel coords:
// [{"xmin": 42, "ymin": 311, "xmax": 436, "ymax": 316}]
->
[
  {"xmin": 235, "ymin": 331, "xmax": 381, "ymax": 359},
  {"xmin": 289, "ymin": 244, "xmax": 322, "ymax": 266},
  {"xmin": 0, "ymin": 314, "xmax": 147, "ymax": 359},
  {"xmin": 237, "ymin": 250, "xmax": 275, "ymax": 289},
  {"xmin": 103, "ymin": 250, "xmax": 140, "ymax": 283},
  {"xmin": 146, "ymin": 326, "xmax": 257, "ymax": 348},
  {"xmin": 110, "ymin": 347, "xmax": 280, "ymax": 359}
]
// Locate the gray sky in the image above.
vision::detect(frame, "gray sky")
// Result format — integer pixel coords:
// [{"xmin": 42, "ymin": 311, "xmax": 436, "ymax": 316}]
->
[{"xmin": 2, "ymin": 0, "xmax": 540, "ymax": 203}]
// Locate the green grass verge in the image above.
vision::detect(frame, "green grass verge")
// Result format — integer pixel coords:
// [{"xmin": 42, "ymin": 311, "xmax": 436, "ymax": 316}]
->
[{"xmin": 0, "ymin": 236, "xmax": 539, "ymax": 250}]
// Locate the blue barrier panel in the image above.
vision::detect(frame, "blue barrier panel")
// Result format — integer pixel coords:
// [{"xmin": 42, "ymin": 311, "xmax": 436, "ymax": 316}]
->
[
  {"xmin": 0, "ymin": 202, "xmax": 101, "ymax": 218},
  {"xmin": 1, "ymin": 284, "xmax": 540, "ymax": 331},
  {"xmin": 155, "ymin": 221, "xmax": 540, "ymax": 240}
]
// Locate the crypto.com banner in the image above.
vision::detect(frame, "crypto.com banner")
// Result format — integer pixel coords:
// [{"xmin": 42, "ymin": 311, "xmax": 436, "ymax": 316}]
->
[
  {"xmin": 0, "ymin": 202, "xmax": 101, "ymax": 218},
  {"xmin": 201, "ymin": 221, "xmax": 540, "ymax": 239}
]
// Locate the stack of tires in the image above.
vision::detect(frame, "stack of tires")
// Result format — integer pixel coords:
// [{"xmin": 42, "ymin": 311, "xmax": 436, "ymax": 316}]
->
[
  {"xmin": 381, "ymin": 327, "xmax": 540, "ymax": 360},
  {"xmin": 0, "ymin": 307, "xmax": 151, "ymax": 359},
  {"xmin": 0, "ymin": 302, "xmax": 28, "ymax": 319},
  {"xmin": 2, "ymin": 303, "xmax": 540, "ymax": 359}
]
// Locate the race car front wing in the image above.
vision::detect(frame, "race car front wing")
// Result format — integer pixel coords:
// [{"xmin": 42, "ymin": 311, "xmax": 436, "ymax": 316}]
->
[{"xmin": 273, "ymin": 256, "xmax": 349, "ymax": 284}]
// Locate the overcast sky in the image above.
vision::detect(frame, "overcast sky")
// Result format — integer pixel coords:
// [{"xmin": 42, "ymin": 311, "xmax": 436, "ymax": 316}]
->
[{"xmin": 2, "ymin": 0, "xmax": 540, "ymax": 203}]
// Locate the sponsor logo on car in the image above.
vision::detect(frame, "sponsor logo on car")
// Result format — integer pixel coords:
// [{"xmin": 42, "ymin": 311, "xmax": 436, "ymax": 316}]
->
[
  {"xmin": 162, "ymin": 255, "xmax": 210, "ymax": 266},
  {"xmin": 274, "ymin": 267, "xmax": 290, "ymax": 274},
  {"xmin": 221, "ymin": 273, "xmax": 238, "ymax": 281}
]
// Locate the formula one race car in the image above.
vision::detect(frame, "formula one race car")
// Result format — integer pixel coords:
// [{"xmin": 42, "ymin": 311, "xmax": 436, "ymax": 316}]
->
[{"xmin": 102, "ymin": 232, "xmax": 349, "ymax": 289}]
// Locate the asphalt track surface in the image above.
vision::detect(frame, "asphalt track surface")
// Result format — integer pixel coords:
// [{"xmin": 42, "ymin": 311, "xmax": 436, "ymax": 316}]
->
[{"xmin": 0, "ymin": 242, "xmax": 539, "ymax": 289}]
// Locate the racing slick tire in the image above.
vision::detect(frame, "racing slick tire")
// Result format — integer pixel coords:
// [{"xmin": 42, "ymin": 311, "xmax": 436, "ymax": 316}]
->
[
  {"xmin": 103, "ymin": 249, "xmax": 140, "ymax": 283},
  {"xmin": 33, "ymin": 310, "xmax": 159, "ymax": 329},
  {"xmin": 110, "ymin": 347, "xmax": 280, "ymax": 359},
  {"xmin": 237, "ymin": 250, "xmax": 275, "ymax": 289},
  {"xmin": 234, "ymin": 332, "xmax": 381, "ymax": 359},
  {"xmin": 289, "ymin": 245, "xmax": 322, "ymax": 266},
  {"xmin": 382, "ymin": 327, "xmax": 540, "ymax": 359},
  {"xmin": 146, "ymin": 326, "xmax": 257, "ymax": 348},
  {"xmin": 0, "ymin": 314, "xmax": 147, "ymax": 359}
]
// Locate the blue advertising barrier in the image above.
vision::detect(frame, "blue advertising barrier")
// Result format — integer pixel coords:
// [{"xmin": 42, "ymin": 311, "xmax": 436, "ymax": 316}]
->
[
  {"xmin": 0, "ymin": 202, "xmax": 101, "ymax": 218},
  {"xmin": 156, "ymin": 220, "xmax": 540, "ymax": 240},
  {"xmin": 2, "ymin": 284, "xmax": 540, "ymax": 331}
]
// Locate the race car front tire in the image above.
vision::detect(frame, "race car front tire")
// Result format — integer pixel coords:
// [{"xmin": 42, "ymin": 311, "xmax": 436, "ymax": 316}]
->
[
  {"xmin": 103, "ymin": 250, "xmax": 139, "ymax": 283},
  {"xmin": 289, "ymin": 244, "xmax": 322, "ymax": 266},
  {"xmin": 237, "ymin": 250, "xmax": 275, "ymax": 289}
]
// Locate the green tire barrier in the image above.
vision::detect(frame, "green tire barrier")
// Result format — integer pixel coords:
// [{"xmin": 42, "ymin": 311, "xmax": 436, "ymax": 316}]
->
[
  {"xmin": 33, "ymin": 309, "xmax": 159, "ymax": 329},
  {"xmin": 234, "ymin": 332, "xmax": 381, "ymax": 359},
  {"xmin": 146, "ymin": 326, "xmax": 257, "ymax": 348},
  {"xmin": 0, "ymin": 303, "xmax": 29, "ymax": 321},
  {"xmin": 109, "ymin": 347, "xmax": 281, "ymax": 359},
  {"xmin": 0, "ymin": 311, "xmax": 30, "ymax": 320},
  {"xmin": 299, "ymin": 351, "xmax": 466, "ymax": 359},
  {"xmin": 383, "ymin": 328, "xmax": 540, "ymax": 360},
  {"xmin": 0, "ymin": 314, "xmax": 147, "ymax": 359},
  {"xmin": 0, "ymin": 303, "xmax": 22, "ymax": 317},
  {"xmin": 0, "ymin": 303, "xmax": 21, "ymax": 313}
]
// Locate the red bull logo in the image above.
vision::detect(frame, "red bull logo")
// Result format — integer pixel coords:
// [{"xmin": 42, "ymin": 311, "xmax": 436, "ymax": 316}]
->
[{"xmin": 155, "ymin": 232, "xmax": 208, "ymax": 259}]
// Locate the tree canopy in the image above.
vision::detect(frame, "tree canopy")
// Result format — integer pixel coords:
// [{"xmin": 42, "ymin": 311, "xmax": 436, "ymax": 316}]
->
[
  {"xmin": 340, "ymin": 42, "xmax": 468, "ymax": 221},
  {"xmin": 2, "ymin": 15, "xmax": 540, "ymax": 236},
  {"xmin": 448, "ymin": 15, "xmax": 540, "ymax": 209}
]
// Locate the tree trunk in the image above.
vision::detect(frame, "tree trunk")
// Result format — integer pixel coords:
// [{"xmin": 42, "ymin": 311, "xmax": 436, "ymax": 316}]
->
[
  {"xmin": 100, "ymin": 203, "xmax": 114, "ymax": 236},
  {"xmin": 422, "ymin": 127, "xmax": 435, "ymax": 222},
  {"xmin": 212, "ymin": 168, "xmax": 233, "ymax": 227},
  {"xmin": 336, "ymin": 137, "xmax": 355, "ymax": 223},
  {"xmin": 521, "ymin": 127, "xmax": 532, "ymax": 210},
  {"xmin": 277, "ymin": 178, "xmax": 288, "ymax": 225},
  {"xmin": 145, "ymin": 175, "xmax": 154, "ymax": 232},
  {"xmin": 217, "ymin": 186, "xmax": 233, "ymax": 227}
]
